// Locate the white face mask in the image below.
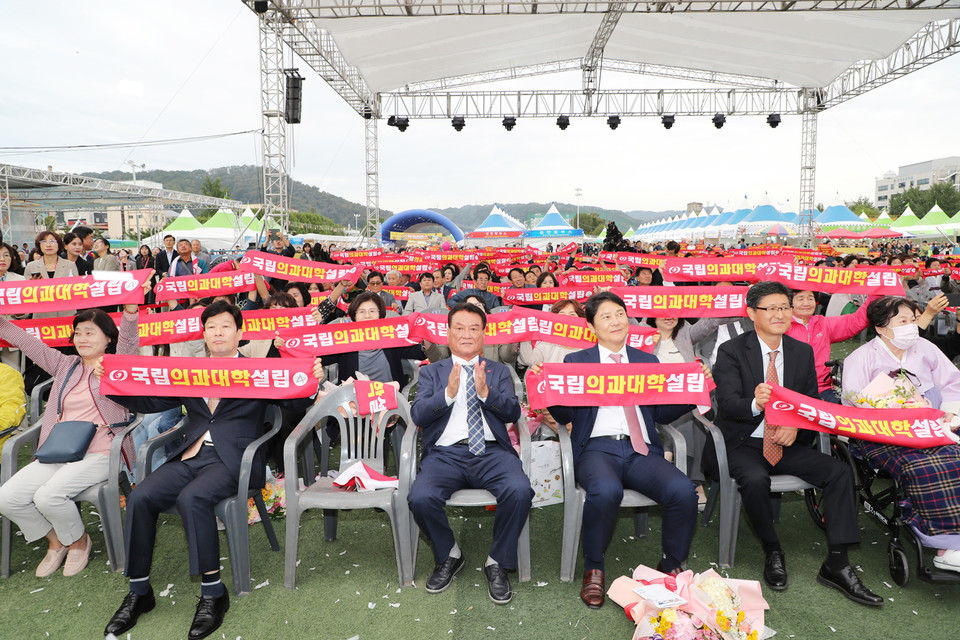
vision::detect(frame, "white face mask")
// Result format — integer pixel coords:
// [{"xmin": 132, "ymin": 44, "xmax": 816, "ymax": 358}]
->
[{"xmin": 884, "ymin": 323, "xmax": 919, "ymax": 350}]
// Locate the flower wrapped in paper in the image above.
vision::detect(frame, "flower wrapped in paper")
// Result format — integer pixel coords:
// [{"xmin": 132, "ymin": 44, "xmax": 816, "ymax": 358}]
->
[
  {"xmin": 846, "ymin": 371, "xmax": 930, "ymax": 410},
  {"xmin": 607, "ymin": 565, "xmax": 769, "ymax": 640}
]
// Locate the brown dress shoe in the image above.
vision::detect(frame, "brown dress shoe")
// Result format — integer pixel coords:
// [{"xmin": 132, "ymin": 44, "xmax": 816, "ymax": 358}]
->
[{"xmin": 580, "ymin": 569, "xmax": 605, "ymax": 609}]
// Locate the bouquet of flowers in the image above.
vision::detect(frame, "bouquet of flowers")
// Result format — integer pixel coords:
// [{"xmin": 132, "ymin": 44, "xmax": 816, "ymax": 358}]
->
[
  {"xmin": 844, "ymin": 371, "xmax": 929, "ymax": 410},
  {"xmin": 247, "ymin": 472, "xmax": 286, "ymax": 524},
  {"xmin": 608, "ymin": 565, "xmax": 769, "ymax": 640}
]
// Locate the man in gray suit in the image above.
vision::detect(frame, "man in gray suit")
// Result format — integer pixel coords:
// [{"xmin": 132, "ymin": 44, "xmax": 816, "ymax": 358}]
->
[{"xmin": 404, "ymin": 273, "xmax": 448, "ymax": 315}]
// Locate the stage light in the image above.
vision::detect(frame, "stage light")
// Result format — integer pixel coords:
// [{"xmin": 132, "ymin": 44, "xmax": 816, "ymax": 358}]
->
[
  {"xmin": 661, "ymin": 115, "xmax": 675, "ymax": 130},
  {"xmin": 556, "ymin": 115, "xmax": 570, "ymax": 131},
  {"xmin": 767, "ymin": 113, "xmax": 781, "ymax": 128},
  {"xmin": 712, "ymin": 113, "xmax": 726, "ymax": 129},
  {"xmin": 387, "ymin": 116, "xmax": 409, "ymax": 132},
  {"xmin": 502, "ymin": 117, "xmax": 516, "ymax": 131},
  {"xmin": 451, "ymin": 116, "xmax": 466, "ymax": 132},
  {"xmin": 606, "ymin": 116, "xmax": 621, "ymax": 130},
  {"xmin": 283, "ymin": 69, "xmax": 303, "ymax": 124}
]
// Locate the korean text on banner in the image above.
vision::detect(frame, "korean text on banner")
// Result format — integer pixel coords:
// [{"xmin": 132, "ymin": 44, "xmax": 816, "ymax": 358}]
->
[
  {"xmin": 239, "ymin": 250, "xmax": 362, "ymax": 283},
  {"xmin": 0, "ymin": 270, "xmax": 151, "ymax": 316},
  {"xmin": 610, "ymin": 286, "xmax": 749, "ymax": 318}
]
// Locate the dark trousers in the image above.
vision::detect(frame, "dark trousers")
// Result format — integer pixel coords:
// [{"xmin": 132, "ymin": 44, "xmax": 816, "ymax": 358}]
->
[
  {"xmin": 725, "ymin": 438, "xmax": 860, "ymax": 548},
  {"xmin": 407, "ymin": 443, "xmax": 533, "ymax": 570},
  {"xmin": 576, "ymin": 438, "xmax": 698, "ymax": 572},
  {"xmin": 124, "ymin": 446, "xmax": 236, "ymax": 578}
]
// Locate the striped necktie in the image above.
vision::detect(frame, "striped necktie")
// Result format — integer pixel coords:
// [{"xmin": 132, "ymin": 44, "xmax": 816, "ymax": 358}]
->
[{"xmin": 463, "ymin": 364, "xmax": 485, "ymax": 456}]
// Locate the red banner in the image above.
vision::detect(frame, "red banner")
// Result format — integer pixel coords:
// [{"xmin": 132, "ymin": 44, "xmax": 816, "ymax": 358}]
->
[
  {"xmin": 461, "ymin": 281, "xmax": 509, "ymax": 295},
  {"xmin": 239, "ymin": 250, "xmax": 362, "ymax": 283},
  {"xmin": 153, "ymin": 271, "xmax": 256, "ymax": 301},
  {"xmin": 0, "ymin": 270, "xmax": 150, "ymax": 316},
  {"xmin": 278, "ymin": 317, "xmax": 414, "ymax": 357},
  {"xmin": 361, "ymin": 261, "xmax": 438, "ymax": 275},
  {"xmin": 559, "ymin": 270, "xmax": 626, "ymax": 286},
  {"xmin": 662, "ymin": 257, "xmax": 790, "ymax": 283},
  {"xmin": 382, "ymin": 286, "xmax": 412, "ymax": 301},
  {"xmin": 353, "ymin": 380, "xmax": 400, "ymax": 416},
  {"xmin": 466, "ymin": 230, "xmax": 523, "ymax": 238},
  {"xmin": 331, "ymin": 249, "xmax": 383, "ymax": 261},
  {"xmin": 407, "ymin": 308, "xmax": 656, "ymax": 351},
  {"xmin": 1, "ymin": 313, "xmax": 122, "ymax": 348},
  {"xmin": 526, "ymin": 362, "xmax": 711, "ymax": 410},
  {"xmin": 408, "ymin": 250, "xmax": 480, "ymax": 263},
  {"xmin": 610, "ymin": 286, "xmax": 749, "ymax": 318},
  {"xmin": 100, "ymin": 354, "xmax": 319, "ymax": 399},
  {"xmin": 600, "ymin": 252, "xmax": 667, "ymax": 269},
  {"xmin": 756, "ymin": 262, "xmax": 905, "ymax": 295},
  {"xmin": 765, "ymin": 385, "xmax": 952, "ymax": 448},
  {"xmin": 501, "ymin": 286, "xmax": 596, "ymax": 306}
]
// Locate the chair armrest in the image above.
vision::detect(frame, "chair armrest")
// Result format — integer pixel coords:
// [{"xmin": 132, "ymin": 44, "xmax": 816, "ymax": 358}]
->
[
  {"xmin": 656, "ymin": 422, "xmax": 687, "ymax": 472},
  {"xmin": 136, "ymin": 418, "xmax": 187, "ymax": 484},
  {"xmin": 516, "ymin": 415, "xmax": 532, "ymax": 476},
  {"xmin": 30, "ymin": 379, "xmax": 53, "ymax": 420},
  {"xmin": 0, "ymin": 421, "xmax": 42, "ymax": 483},
  {"xmin": 106, "ymin": 415, "xmax": 143, "ymax": 491},
  {"xmin": 816, "ymin": 432, "xmax": 830, "ymax": 455},
  {"xmin": 555, "ymin": 423, "xmax": 578, "ymax": 501},
  {"xmin": 694, "ymin": 415, "xmax": 730, "ymax": 480},
  {"xmin": 236, "ymin": 405, "xmax": 283, "ymax": 499},
  {"xmin": 282, "ymin": 401, "xmax": 327, "ymax": 488},
  {"xmin": 396, "ymin": 414, "xmax": 420, "ymax": 505}
]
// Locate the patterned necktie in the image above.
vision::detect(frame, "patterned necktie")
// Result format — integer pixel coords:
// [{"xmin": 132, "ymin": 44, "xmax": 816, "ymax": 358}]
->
[
  {"xmin": 609, "ymin": 353, "xmax": 648, "ymax": 455},
  {"xmin": 463, "ymin": 364, "xmax": 485, "ymax": 456},
  {"xmin": 763, "ymin": 350, "xmax": 783, "ymax": 466}
]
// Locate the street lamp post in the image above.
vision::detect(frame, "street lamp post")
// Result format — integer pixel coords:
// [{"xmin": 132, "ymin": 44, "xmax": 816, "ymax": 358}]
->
[
  {"xmin": 575, "ymin": 187, "xmax": 582, "ymax": 229},
  {"xmin": 126, "ymin": 161, "xmax": 146, "ymax": 243}
]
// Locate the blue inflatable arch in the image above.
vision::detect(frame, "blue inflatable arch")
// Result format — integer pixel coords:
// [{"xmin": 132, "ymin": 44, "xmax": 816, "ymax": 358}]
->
[{"xmin": 379, "ymin": 209, "xmax": 465, "ymax": 244}]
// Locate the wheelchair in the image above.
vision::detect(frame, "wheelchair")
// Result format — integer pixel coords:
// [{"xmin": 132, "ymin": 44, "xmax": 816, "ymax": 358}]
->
[{"xmin": 805, "ymin": 361, "xmax": 960, "ymax": 586}]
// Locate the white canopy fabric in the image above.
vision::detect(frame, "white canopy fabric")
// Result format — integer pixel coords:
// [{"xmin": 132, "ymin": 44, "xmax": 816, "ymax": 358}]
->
[{"xmin": 317, "ymin": 11, "xmax": 958, "ymax": 93}]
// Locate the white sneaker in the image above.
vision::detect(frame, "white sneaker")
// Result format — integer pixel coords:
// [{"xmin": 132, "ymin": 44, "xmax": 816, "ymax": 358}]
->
[{"xmin": 932, "ymin": 548, "xmax": 960, "ymax": 572}]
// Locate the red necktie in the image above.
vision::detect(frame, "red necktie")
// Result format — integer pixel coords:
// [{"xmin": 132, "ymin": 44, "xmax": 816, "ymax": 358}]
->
[
  {"xmin": 763, "ymin": 350, "xmax": 783, "ymax": 466},
  {"xmin": 610, "ymin": 353, "xmax": 649, "ymax": 455}
]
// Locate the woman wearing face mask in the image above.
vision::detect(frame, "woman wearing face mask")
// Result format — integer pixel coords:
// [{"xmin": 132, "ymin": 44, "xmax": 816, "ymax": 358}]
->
[{"xmin": 841, "ymin": 296, "xmax": 960, "ymax": 574}]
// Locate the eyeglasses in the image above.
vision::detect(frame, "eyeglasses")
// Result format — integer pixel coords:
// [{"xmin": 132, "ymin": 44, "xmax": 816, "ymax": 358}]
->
[{"xmin": 753, "ymin": 305, "xmax": 793, "ymax": 314}]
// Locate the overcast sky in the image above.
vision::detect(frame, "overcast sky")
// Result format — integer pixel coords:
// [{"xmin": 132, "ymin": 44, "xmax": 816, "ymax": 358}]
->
[{"xmin": 3, "ymin": 1, "xmax": 959, "ymax": 216}]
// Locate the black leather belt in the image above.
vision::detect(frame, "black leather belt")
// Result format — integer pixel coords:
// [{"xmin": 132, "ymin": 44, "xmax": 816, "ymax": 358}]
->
[{"xmin": 593, "ymin": 434, "xmax": 630, "ymax": 441}]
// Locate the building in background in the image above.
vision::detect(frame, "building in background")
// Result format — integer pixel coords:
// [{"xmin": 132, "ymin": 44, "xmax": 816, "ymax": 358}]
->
[{"xmin": 875, "ymin": 156, "xmax": 960, "ymax": 208}]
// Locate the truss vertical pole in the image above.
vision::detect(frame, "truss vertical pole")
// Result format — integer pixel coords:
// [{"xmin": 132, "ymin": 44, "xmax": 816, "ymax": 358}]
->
[
  {"xmin": 363, "ymin": 117, "xmax": 381, "ymax": 244},
  {"xmin": 259, "ymin": 10, "xmax": 289, "ymax": 239},
  {"xmin": 798, "ymin": 108, "xmax": 818, "ymax": 246},
  {"xmin": 0, "ymin": 173, "xmax": 10, "ymax": 241}
]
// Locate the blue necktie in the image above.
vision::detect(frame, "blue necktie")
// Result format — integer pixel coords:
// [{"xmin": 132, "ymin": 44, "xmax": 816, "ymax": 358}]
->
[{"xmin": 463, "ymin": 364, "xmax": 485, "ymax": 456}]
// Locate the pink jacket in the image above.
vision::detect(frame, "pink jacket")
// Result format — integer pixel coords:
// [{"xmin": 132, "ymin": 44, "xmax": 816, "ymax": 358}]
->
[
  {"xmin": 0, "ymin": 312, "xmax": 140, "ymax": 468},
  {"xmin": 786, "ymin": 301, "xmax": 871, "ymax": 392}
]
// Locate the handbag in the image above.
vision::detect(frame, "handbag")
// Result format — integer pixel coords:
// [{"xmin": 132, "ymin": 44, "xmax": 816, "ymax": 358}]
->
[{"xmin": 34, "ymin": 360, "xmax": 126, "ymax": 464}]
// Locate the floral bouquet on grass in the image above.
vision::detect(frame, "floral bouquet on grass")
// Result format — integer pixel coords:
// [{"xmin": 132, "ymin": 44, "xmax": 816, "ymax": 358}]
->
[
  {"xmin": 247, "ymin": 473, "xmax": 286, "ymax": 524},
  {"xmin": 844, "ymin": 370, "xmax": 929, "ymax": 410},
  {"xmin": 608, "ymin": 565, "xmax": 769, "ymax": 640}
]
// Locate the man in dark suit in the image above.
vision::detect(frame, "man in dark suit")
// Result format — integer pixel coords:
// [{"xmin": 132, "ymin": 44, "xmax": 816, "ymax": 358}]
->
[
  {"xmin": 709, "ymin": 281, "xmax": 882, "ymax": 606},
  {"xmin": 407, "ymin": 302, "xmax": 532, "ymax": 605},
  {"xmin": 102, "ymin": 300, "xmax": 324, "ymax": 638},
  {"xmin": 153, "ymin": 234, "xmax": 176, "ymax": 279},
  {"xmin": 544, "ymin": 292, "xmax": 698, "ymax": 609}
]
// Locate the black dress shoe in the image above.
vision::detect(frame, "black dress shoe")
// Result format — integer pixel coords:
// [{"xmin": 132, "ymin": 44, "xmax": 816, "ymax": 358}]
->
[
  {"xmin": 188, "ymin": 592, "xmax": 230, "ymax": 639},
  {"xmin": 816, "ymin": 563, "xmax": 884, "ymax": 607},
  {"xmin": 484, "ymin": 563, "xmax": 513, "ymax": 605},
  {"xmin": 763, "ymin": 551, "xmax": 788, "ymax": 591},
  {"xmin": 425, "ymin": 555, "xmax": 465, "ymax": 594},
  {"xmin": 104, "ymin": 588, "xmax": 156, "ymax": 636}
]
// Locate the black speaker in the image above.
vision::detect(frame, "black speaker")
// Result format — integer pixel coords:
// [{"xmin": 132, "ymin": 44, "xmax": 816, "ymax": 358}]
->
[
  {"xmin": 254, "ymin": 1, "xmax": 269, "ymax": 14},
  {"xmin": 285, "ymin": 71, "xmax": 303, "ymax": 124}
]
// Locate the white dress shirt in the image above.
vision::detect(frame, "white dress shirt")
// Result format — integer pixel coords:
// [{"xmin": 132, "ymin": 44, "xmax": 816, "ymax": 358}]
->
[
  {"xmin": 591, "ymin": 343, "xmax": 651, "ymax": 444},
  {"xmin": 749, "ymin": 336, "xmax": 784, "ymax": 439},
  {"xmin": 435, "ymin": 354, "xmax": 494, "ymax": 446}
]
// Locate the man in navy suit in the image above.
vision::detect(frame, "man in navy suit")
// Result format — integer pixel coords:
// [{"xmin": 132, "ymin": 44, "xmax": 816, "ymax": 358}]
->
[
  {"xmin": 102, "ymin": 300, "xmax": 324, "ymax": 638},
  {"xmin": 545, "ymin": 292, "xmax": 698, "ymax": 609},
  {"xmin": 408, "ymin": 302, "xmax": 532, "ymax": 605},
  {"xmin": 709, "ymin": 281, "xmax": 882, "ymax": 606}
]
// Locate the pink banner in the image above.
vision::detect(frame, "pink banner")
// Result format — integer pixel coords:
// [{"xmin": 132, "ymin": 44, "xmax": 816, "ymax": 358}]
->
[
  {"xmin": 526, "ymin": 362, "xmax": 711, "ymax": 410},
  {"xmin": 153, "ymin": 271, "xmax": 256, "ymax": 301},
  {"xmin": 610, "ymin": 286, "xmax": 749, "ymax": 318},
  {"xmin": 756, "ymin": 262, "xmax": 905, "ymax": 295},
  {"xmin": 501, "ymin": 286, "xmax": 596, "ymax": 306},
  {"xmin": 239, "ymin": 250, "xmax": 362, "ymax": 283},
  {"xmin": 766, "ymin": 385, "xmax": 952, "ymax": 448},
  {"xmin": 0, "ymin": 270, "xmax": 150, "ymax": 316},
  {"xmin": 100, "ymin": 354, "xmax": 319, "ymax": 399},
  {"xmin": 662, "ymin": 257, "xmax": 790, "ymax": 283}
]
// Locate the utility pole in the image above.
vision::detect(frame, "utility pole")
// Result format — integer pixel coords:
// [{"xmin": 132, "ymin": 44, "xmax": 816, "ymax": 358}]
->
[{"xmin": 575, "ymin": 187, "xmax": 583, "ymax": 229}]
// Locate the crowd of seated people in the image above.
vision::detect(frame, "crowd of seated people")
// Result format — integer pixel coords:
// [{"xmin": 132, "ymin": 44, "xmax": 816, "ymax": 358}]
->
[{"xmin": 3, "ymin": 229, "xmax": 960, "ymax": 638}]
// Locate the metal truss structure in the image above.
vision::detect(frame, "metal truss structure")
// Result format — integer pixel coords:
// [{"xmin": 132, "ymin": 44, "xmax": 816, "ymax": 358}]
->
[
  {"xmin": 259, "ymin": 9, "xmax": 290, "ymax": 236},
  {"xmin": 245, "ymin": 0, "xmax": 960, "ymax": 243},
  {"xmin": 363, "ymin": 117, "xmax": 381, "ymax": 239},
  {"xmin": 0, "ymin": 174, "xmax": 9, "ymax": 241},
  {"xmin": 282, "ymin": 0, "xmax": 960, "ymax": 19}
]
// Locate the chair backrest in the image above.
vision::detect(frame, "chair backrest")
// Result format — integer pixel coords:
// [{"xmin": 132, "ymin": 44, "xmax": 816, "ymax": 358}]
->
[{"xmin": 309, "ymin": 382, "xmax": 412, "ymax": 474}]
